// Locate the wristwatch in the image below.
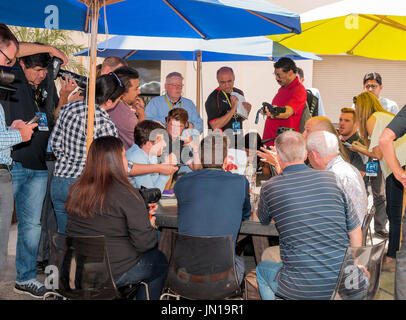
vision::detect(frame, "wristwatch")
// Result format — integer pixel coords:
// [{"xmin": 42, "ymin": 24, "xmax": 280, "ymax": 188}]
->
[{"xmin": 127, "ymin": 161, "xmax": 134, "ymax": 174}]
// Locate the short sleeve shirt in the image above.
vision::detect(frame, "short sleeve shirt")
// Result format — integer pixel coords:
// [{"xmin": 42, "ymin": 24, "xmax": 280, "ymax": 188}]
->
[{"xmin": 107, "ymin": 101, "xmax": 138, "ymax": 150}]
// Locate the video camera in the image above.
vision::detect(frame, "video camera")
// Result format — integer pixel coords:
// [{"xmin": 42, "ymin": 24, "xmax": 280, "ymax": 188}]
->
[
  {"xmin": 51, "ymin": 57, "xmax": 88, "ymax": 89},
  {"xmin": 138, "ymin": 186, "xmax": 161, "ymax": 210},
  {"xmin": 261, "ymin": 127, "xmax": 295, "ymax": 145},
  {"xmin": 0, "ymin": 66, "xmax": 16, "ymax": 94},
  {"xmin": 255, "ymin": 102, "xmax": 286, "ymax": 124}
]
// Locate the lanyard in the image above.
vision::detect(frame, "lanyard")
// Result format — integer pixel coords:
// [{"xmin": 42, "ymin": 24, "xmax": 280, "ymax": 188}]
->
[
  {"xmin": 165, "ymin": 94, "xmax": 182, "ymax": 110},
  {"xmin": 222, "ymin": 90, "xmax": 237, "ymax": 119},
  {"xmin": 33, "ymin": 87, "xmax": 43, "ymax": 112}
]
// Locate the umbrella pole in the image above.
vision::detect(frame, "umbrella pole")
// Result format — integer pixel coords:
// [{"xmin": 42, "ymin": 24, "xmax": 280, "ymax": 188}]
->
[
  {"xmin": 196, "ymin": 50, "xmax": 202, "ymax": 115},
  {"xmin": 86, "ymin": 0, "xmax": 100, "ymax": 155}
]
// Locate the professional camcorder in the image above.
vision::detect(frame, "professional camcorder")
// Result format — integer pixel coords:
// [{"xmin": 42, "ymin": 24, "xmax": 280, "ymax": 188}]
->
[
  {"xmin": 51, "ymin": 57, "xmax": 88, "ymax": 89},
  {"xmin": 139, "ymin": 186, "xmax": 162, "ymax": 210},
  {"xmin": 261, "ymin": 127, "xmax": 295, "ymax": 145},
  {"xmin": 255, "ymin": 102, "xmax": 286, "ymax": 124}
]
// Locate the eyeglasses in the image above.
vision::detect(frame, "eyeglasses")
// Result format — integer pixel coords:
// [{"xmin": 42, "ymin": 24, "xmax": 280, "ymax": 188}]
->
[
  {"xmin": 365, "ymin": 84, "xmax": 378, "ymax": 89},
  {"xmin": 167, "ymin": 83, "xmax": 183, "ymax": 89},
  {"xmin": 0, "ymin": 49, "xmax": 13, "ymax": 65}
]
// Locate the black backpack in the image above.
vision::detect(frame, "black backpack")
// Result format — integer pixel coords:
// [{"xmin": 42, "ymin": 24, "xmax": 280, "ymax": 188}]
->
[
  {"xmin": 299, "ymin": 89, "xmax": 319, "ymax": 133},
  {"xmin": 306, "ymin": 89, "xmax": 319, "ymax": 117}
]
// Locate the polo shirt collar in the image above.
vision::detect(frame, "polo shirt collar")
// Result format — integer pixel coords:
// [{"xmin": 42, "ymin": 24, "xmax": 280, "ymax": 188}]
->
[
  {"xmin": 166, "ymin": 93, "xmax": 182, "ymax": 105},
  {"xmin": 282, "ymin": 163, "xmax": 308, "ymax": 173},
  {"xmin": 326, "ymin": 155, "xmax": 343, "ymax": 171},
  {"xmin": 284, "ymin": 76, "xmax": 300, "ymax": 90}
]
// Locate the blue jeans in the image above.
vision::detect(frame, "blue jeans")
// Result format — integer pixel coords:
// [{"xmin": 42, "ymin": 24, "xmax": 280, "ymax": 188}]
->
[
  {"xmin": 0, "ymin": 168, "xmax": 14, "ymax": 274},
  {"xmin": 50, "ymin": 176, "xmax": 77, "ymax": 234},
  {"xmin": 256, "ymin": 260, "xmax": 283, "ymax": 300},
  {"xmin": 11, "ymin": 162, "xmax": 48, "ymax": 282},
  {"xmin": 115, "ymin": 248, "xmax": 168, "ymax": 300}
]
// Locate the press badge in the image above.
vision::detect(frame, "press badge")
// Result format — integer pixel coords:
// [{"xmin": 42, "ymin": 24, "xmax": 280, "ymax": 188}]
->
[
  {"xmin": 366, "ymin": 160, "xmax": 378, "ymax": 177},
  {"xmin": 36, "ymin": 112, "xmax": 49, "ymax": 131},
  {"xmin": 232, "ymin": 121, "xmax": 241, "ymax": 135}
]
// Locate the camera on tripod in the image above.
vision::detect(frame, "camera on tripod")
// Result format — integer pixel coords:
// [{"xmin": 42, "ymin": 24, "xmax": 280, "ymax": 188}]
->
[
  {"xmin": 255, "ymin": 102, "xmax": 286, "ymax": 124},
  {"xmin": 51, "ymin": 57, "xmax": 88, "ymax": 89}
]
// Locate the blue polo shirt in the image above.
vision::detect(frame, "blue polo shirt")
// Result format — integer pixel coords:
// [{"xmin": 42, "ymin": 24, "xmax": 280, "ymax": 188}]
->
[
  {"xmin": 145, "ymin": 94, "xmax": 203, "ymax": 134},
  {"xmin": 175, "ymin": 169, "xmax": 251, "ymax": 247}
]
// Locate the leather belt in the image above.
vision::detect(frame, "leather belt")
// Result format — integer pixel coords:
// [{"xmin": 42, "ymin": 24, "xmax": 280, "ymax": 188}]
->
[
  {"xmin": 176, "ymin": 267, "xmax": 231, "ymax": 283},
  {"xmin": 0, "ymin": 164, "xmax": 10, "ymax": 170}
]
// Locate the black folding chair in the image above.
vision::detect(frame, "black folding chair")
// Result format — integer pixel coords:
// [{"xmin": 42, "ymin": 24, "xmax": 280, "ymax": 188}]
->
[
  {"xmin": 160, "ymin": 233, "xmax": 242, "ymax": 300},
  {"xmin": 44, "ymin": 233, "xmax": 149, "ymax": 300},
  {"xmin": 331, "ymin": 240, "xmax": 387, "ymax": 300}
]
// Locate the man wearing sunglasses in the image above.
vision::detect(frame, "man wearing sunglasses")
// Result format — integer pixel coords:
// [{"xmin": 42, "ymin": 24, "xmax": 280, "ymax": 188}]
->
[
  {"xmin": 363, "ymin": 72, "xmax": 399, "ymax": 115},
  {"xmin": 0, "ymin": 23, "xmax": 70, "ymax": 298}
]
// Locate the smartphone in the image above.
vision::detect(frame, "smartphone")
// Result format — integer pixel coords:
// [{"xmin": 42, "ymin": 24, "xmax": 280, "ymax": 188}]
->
[
  {"xmin": 342, "ymin": 141, "xmax": 352, "ymax": 148},
  {"xmin": 26, "ymin": 114, "xmax": 41, "ymax": 125}
]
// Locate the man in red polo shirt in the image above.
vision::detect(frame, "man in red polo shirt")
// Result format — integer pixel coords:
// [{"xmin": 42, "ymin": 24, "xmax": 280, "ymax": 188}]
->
[{"xmin": 262, "ymin": 58, "xmax": 307, "ymax": 146}]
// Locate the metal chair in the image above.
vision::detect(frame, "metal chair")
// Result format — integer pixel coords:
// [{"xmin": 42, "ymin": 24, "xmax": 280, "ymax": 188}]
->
[
  {"xmin": 362, "ymin": 207, "xmax": 375, "ymax": 246},
  {"xmin": 44, "ymin": 233, "xmax": 149, "ymax": 300},
  {"xmin": 160, "ymin": 233, "xmax": 242, "ymax": 300},
  {"xmin": 331, "ymin": 239, "xmax": 387, "ymax": 300}
]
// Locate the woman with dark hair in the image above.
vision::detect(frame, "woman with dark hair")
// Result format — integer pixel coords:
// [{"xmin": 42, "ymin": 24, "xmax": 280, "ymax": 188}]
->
[
  {"xmin": 65, "ymin": 136, "xmax": 168, "ymax": 300},
  {"xmin": 50, "ymin": 72, "xmax": 124, "ymax": 234},
  {"xmin": 352, "ymin": 91, "xmax": 406, "ymax": 272}
]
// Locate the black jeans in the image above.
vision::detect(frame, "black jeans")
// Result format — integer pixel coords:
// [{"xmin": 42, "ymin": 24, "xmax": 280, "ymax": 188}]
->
[{"xmin": 386, "ymin": 173, "xmax": 404, "ymax": 258}]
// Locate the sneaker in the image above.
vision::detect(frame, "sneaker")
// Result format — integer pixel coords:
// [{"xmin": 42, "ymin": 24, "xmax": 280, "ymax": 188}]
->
[
  {"xmin": 375, "ymin": 230, "xmax": 389, "ymax": 239},
  {"xmin": 14, "ymin": 279, "xmax": 48, "ymax": 298}
]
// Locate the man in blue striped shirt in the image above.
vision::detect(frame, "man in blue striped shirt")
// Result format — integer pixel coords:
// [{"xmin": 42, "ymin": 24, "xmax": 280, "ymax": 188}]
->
[
  {"xmin": 256, "ymin": 131, "xmax": 362, "ymax": 300},
  {"xmin": 0, "ymin": 24, "xmax": 37, "ymax": 276}
]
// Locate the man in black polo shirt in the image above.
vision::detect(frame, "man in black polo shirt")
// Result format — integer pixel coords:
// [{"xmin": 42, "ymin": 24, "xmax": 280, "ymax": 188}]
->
[
  {"xmin": 205, "ymin": 66, "xmax": 251, "ymax": 148},
  {"xmin": 379, "ymin": 105, "xmax": 406, "ymax": 300}
]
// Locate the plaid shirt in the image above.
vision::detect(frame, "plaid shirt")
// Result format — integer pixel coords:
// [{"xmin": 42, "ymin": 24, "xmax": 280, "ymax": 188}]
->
[
  {"xmin": 0, "ymin": 103, "xmax": 22, "ymax": 165},
  {"xmin": 50, "ymin": 100, "xmax": 118, "ymax": 178}
]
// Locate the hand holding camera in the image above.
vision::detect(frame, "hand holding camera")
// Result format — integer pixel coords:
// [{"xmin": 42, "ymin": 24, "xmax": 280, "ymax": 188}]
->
[{"xmin": 255, "ymin": 102, "xmax": 287, "ymax": 124}]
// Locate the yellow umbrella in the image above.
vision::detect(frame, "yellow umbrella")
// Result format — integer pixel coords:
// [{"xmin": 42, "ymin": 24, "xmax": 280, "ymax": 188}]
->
[{"xmin": 269, "ymin": 0, "xmax": 406, "ymax": 61}]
